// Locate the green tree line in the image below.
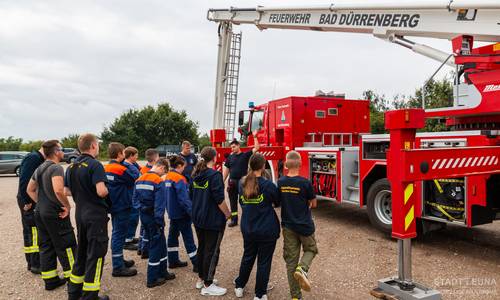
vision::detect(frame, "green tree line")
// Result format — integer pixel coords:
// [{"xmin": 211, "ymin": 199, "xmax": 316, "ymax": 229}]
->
[
  {"xmin": 1, "ymin": 103, "xmax": 210, "ymax": 157},
  {"xmin": 366, "ymin": 77, "xmax": 453, "ymax": 133},
  {"xmin": 2, "ymin": 78, "xmax": 453, "ymax": 154}
]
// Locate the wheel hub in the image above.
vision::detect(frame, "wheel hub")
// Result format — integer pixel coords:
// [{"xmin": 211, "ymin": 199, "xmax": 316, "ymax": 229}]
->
[{"xmin": 374, "ymin": 189, "xmax": 392, "ymax": 225}]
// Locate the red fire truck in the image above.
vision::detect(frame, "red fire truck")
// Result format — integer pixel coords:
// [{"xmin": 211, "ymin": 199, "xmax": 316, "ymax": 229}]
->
[{"xmin": 207, "ymin": 2, "xmax": 500, "ymax": 236}]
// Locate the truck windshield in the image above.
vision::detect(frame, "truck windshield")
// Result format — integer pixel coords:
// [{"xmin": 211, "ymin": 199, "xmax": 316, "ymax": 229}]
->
[{"xmin": 250, "ymin": 110, "xmax": 264, "ymax": 132}]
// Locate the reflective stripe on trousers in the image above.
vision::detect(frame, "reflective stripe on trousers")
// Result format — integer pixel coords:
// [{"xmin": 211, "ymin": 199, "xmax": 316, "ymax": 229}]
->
[{"xmin": 82, "ymin": 257, "xmax": 103, "ymax": 291}]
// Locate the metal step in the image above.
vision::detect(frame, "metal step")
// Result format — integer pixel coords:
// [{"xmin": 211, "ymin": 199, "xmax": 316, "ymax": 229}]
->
[
  {"xmin": 347, "ymin": 185, "xmax": 359, "ymax": 191},
  {"xmin": 421, "ymin": 215, "xmax": 466, "ymax": 226},
  {"xmin": 351, "ymin": 172, "xmax": 359, "ymax": 177}
]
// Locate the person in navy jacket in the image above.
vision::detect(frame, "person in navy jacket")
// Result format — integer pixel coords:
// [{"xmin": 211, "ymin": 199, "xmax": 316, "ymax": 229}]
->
[
  {"xmin": 133, "ymin": 158, "xmax": 175, "ymax": 288},
  {"xmin": 164, "ymin": 155, "xmax": 197, "ymax": 270},
  {"xmin": 122, "ymin": 146, "xmax": 141, "ymax": 250},
  {"xmin": 191, "ymin": 147, "xmax": 231, "ymax": 297},
  {"xmin": 234, "ymin": 152, "xmax": 280, "ymax": 300},
  {"xmin": 104, "ymin": 143, "xmax": 138, "ymax": 277},
  {"xmin": 179, "ymin": 140, "xmax": 197, "ymax": 183},
  {"xmin": 137, "ymin": 148, "xmax": 160, "ymax": 258}
]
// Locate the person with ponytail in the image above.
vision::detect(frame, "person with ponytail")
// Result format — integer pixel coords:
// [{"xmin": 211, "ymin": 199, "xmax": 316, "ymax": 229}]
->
[
  {"xmin": 191, "ymin": 147, "xmax": 231, "ymax": 296},
  {"xmin": 233, "ymin": 153, "xmax": 280, "ymax": 300}
]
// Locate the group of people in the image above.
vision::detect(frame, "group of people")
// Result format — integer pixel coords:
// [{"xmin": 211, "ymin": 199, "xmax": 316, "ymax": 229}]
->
[{"xmin": 16, "ymin": 132, "xmax": 319, "ymax": 300}]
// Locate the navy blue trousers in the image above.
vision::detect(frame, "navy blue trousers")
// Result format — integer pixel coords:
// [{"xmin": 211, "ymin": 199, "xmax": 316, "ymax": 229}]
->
[
  {"xmin": 126, "ymin": 207, "xmax": 139, "ymax": 242},
  {"xmin": 140, "ymin": 212, "xmax": 167, "ymax": 284},
  {"xmin": 235, "ymin": 239, "xmax": 277, "ymax": 298},
  {"xmin": 167, "ymin": 216, "xmax": 197, "ymax": 265},
  {"xmin": 111, "ymin": 209, "xmax": 130, "ymax": 270}
]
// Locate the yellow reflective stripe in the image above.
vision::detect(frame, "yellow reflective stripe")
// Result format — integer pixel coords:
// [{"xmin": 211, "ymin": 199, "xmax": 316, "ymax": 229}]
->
[
  {"xmin": 433, "ymin": 180, "xmax": 443, "ymax": 194},
  {"xmin": 70, "ymin": 274, "xmax": 84, "ymax": 284},
  {"xmin": 404, "ymin": 205, "xmax": 414, "ymax": 231},
  {"xmin": 94, "ymin": 257, "xmax": 103, "ymax": 285},
  {"xmin": 404, "ymin": 184, "xmax": 413, "ymax": 205},
  {"xmin": 231, "ymin": 212, "xmax": 238, "ymax": 216},
  {"xmin": 436, "ymin": 205, "xmax": 456, "ymax": 221},
  {"xmin": 193, "ymin": 181, "xmax": 208, "ymax": 189},
  {"xmin": 436, "ymin": 178, "xmax": 464, "ymax": 183},
  {"xmin": 41, "ymin": 269, "xmax": 58, "ymax": 279},
  {"xmin": 63, "ymin": 270, "xmax": 72, "ymax": 278},
  {"xmin": 66, "ymin": 248, "xmax": 75, "ymax": 270},
  {"xmin": 82, "ymin": 257, "xmax": 103, "ymax": 291},
  {"xmin": 31, "ymin": 227, "xmax": 38, "ymax": 247},
  {"xmin": 240, "ymin": 194, "xmax": 264, "ymax": 204},
  {"xmin": 82, "ymin": 282, "xmax": 100, "ymax": 291},
  {"xmin": 24, "ymin": 246, "xmax": 39, "ymax": 253},
  {"xmin": 426, "ymin": 201, "xmax": 465, "ymax": 212}
]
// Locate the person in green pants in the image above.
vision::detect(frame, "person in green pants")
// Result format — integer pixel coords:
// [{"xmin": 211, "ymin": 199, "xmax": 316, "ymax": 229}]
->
[{"xmin": 278, "ymin": 151, "xmax": 319, "ymax": 300}]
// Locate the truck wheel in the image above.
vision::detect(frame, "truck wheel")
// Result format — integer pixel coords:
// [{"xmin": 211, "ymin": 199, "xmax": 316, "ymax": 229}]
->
[{"xmin": 367, "ymin": 178, "xmax": 392, "ymax": 233}]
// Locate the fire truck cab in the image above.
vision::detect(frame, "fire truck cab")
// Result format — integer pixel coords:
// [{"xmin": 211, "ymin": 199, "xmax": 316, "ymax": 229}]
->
[{"xmin": 233, "ymin": 95, "xmax": 500, "ymax": 233}]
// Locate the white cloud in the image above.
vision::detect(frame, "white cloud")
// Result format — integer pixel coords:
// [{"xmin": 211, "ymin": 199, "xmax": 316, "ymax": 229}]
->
[{"xmin": 0, "ymin": 0, "xmax": 456, "ymax": 141}]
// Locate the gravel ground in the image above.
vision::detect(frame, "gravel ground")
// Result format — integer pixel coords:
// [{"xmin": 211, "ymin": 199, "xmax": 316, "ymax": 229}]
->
[{"xmin": 1, "ymin": 171, "xmax": 500, "ymax": 300}]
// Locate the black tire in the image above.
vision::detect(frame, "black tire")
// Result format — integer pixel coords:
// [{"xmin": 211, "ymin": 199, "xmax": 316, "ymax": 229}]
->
[
  {"xmin": 366, "ymin": 178, "xmax": 392, "ymax": 233},
  {"xmin": 15, "ymin": 166, "xmax": 20, "ymax": 177}
]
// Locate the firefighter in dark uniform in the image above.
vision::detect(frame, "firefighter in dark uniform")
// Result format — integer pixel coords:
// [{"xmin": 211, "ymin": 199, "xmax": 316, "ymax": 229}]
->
[
  {"xmin": 65, "ymin": 133, "xmax": 110, "ymax": 300},
  {"xmin": 179, "ymin": 140, "xmax": 197, "ymax": 183},
  {"xmin": 17, "ymin": 146, "xmax": 46, "ymax": 274},
  {"xmin": 223, "ymin": 131, "xmax": 260, "ymax": 227},
  {"xmin": 26, "ymin": 140, "xmax": 76, "ymax": 290}
]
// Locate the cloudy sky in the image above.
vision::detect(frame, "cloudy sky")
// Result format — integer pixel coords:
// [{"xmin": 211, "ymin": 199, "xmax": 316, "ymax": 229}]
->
[{"xmin": 0, "ymin": 0, "xmax": 453, "ymax": 141}]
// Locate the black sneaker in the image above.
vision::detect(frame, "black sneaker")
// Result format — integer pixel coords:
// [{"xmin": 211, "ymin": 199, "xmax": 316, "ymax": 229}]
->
[
  {"xmin": 169, "ymin": 261, "xmax": 188, "ymax": 268},
  {"xmin": 45, "ymin": 277, "xmax": 67, "ymax": 291},
  {"xmin": 141, "ymin": 252, "xmax": 149, "ymax": 259},
  {"xmin": 193, "ymin": 264, "xmax": 199, "ymax": 273},
  {"xmin": 164, "ymin": 271, "xmax": 176, "ymax": 281},
  {"xmin": 123, "ymin": 242, "xmax": 138, "ymax": 251},
  {"xmin": 30, "ymin": 266, "xmax": 41, "ymax": 275},
  {"xmin": 147, "ymin": 277, "xmax": 167, "ymax": 288},
  {"xmin": 124, "ymin": 259, "xmax": 135, "ymax": 268},
  {"xmin": 137, "ymin": 249, "xmax": 142, "ymax": 256},
  {"xmin": 112, "ymin": 267, "xmax": 138, "ymax": 277}
]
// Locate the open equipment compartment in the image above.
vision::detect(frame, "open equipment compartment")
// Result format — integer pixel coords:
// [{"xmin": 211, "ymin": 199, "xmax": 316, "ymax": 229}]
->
[{"xmin": 309, "ymin": 152, "xmax": 337, "ymax": 200}]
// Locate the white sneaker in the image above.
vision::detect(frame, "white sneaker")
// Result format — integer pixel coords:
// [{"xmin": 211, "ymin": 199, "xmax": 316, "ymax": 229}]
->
[
  {"xmin": 196, "ymin": 279, "xmax": 218, "ymax": 289},
  {"xmin": 235, "ymin": 287, "xmax": 244, "ymax": 298},
  {"xmin": 253, "ymin": 295, "xmax": 268, "ymax": 300},
  {"xmin": 201, "ymin": 283, "xmax": 227, "ymax": 296}
]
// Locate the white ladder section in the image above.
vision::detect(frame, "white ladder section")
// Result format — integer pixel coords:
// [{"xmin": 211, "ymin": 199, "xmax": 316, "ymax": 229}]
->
[{"xmin": 223, "ymin": 32, "xmax": 242, "ymax": 141}]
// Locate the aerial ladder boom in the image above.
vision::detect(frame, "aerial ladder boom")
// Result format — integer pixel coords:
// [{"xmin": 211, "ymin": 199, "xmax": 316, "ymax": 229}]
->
[
  {"xmin": 208, "ymin": 0, "xmax": 499, "ymax": 64},
  {"xmin": 209, "ymin": 0, "xmax": 500, "ymax": 135}
]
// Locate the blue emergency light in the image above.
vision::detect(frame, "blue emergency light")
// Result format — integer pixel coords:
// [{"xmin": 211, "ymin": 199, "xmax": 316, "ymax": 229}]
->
[{"xmin": 248, "ymin": 101, "xmax": 255, "ymax": 108}]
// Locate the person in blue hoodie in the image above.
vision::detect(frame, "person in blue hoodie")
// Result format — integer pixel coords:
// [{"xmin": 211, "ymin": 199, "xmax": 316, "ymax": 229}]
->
[
  {"xmin": 164, "ymin": 155, "xmax": 197, "ymax": 270},
  {"xmin": 104, "ymin": 142, "xmax": 138, "ymax": 277},
  {"xmin": 133, "ymin": 158, "xmax": 175, "ymax": 288},
  {"xmin": 233, "ymin": 152, "xmax": 280, "ymax": 300},
  {"xmin": 191, "ymin": 147, "xmax": 231, "ymax": 297}
]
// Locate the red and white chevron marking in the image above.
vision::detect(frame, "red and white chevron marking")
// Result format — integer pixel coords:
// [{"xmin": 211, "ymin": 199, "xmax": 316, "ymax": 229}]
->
[
  {"xmin": 260, "ymin": 151, "xmax": 276, "ymax": 157},
  {"xmin": 431, "ymin": 155, "xmax": 499, "ymax": 170}
]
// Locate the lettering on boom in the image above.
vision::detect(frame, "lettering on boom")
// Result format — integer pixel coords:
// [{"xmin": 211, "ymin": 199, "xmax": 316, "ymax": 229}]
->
[
  {"xmin": 319, "ymin": 13, "xmax": 420, "ymax": 28},
  {"xmin": 268, "ymin": 13, "xmax": 311, "ymax": 24}
]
